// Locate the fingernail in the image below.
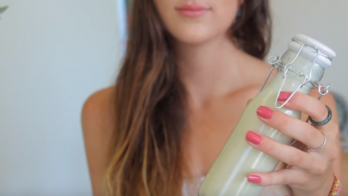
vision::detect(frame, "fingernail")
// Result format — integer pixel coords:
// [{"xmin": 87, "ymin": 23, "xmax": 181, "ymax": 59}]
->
[
  {"xmin": 257, "ymin": 106, "xmax": 273, "ymax": 119},
  {"xmin": 247, "ymin": 175, "xmax": 261, "ymax": 183},
  {"xmin": 278, "ymin": 91, "xmax": 292, "ymax": 101},
  {"xmin": 246, "ymin": 131, "xmax": 262, "ymax": 145}
]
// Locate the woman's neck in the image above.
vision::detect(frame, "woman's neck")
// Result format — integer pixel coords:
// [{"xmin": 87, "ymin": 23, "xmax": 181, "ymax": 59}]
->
[{"xmin": 176, "ymin": 35, "xmax": 248, "ymax": 106}]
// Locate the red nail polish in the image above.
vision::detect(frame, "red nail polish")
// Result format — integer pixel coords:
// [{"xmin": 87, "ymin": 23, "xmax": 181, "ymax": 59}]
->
[
  {"xmin": 248, "ymin": 175, "xmax": 261, "ymax": 183},
  {"xmin": 257, "ymin": 106, "xmax": 273, "ymax": 119},
  {"xmin": 246, "ymin": 131, "xmax": 262, "ymax": 145},
  {"xmin": 278, "ymin": 92, "xmax": 292, "ymax": 101}
]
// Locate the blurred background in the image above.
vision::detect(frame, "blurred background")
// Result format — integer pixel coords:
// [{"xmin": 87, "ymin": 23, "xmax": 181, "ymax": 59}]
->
[{"xmin": 0, "ymin": 0, "xmax": 347, "ymax": 196}]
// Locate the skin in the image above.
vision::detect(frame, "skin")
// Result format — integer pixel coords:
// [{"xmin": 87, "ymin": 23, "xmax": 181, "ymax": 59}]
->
[{"xmin": 82, "ymin": 0, "xmax": 343, "ymax": 195}]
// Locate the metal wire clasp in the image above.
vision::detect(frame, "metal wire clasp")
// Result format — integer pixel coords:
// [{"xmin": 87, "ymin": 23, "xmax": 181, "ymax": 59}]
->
[{"xmin": 259, "ymin": 38, "xmax": 331, "ymax": 109}]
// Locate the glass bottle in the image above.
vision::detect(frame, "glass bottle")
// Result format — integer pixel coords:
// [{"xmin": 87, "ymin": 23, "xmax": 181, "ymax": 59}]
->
[{"xmin": 198, "ymin": 34, "xmax": 336, "ymax": 196}]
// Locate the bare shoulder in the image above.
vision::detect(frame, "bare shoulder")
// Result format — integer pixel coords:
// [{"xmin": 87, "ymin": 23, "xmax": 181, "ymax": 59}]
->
[
  {"xmin": 82, "ymin": 86, "xmax": 115, "ymax": 133},
  {"xmin": 237, "ymin": 51, "xmax": 275, "ymax": 97},
  {"xmin": 81, "ymin": 86, "xmax": 115, "ymax": 196}
]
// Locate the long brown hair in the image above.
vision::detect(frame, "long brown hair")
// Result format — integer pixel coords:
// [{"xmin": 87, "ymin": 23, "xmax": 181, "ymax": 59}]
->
[{"xmin": 105, "ymin": 0, "xmax": 272, "ymax": 195}]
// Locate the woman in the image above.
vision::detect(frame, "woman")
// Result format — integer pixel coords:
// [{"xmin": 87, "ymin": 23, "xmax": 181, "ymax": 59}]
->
[{"xmin": 82, "ymin": 0, "xmax": 342, "ymax": 195}]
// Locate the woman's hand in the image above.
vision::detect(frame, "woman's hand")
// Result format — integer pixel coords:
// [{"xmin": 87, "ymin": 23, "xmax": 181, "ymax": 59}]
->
[{"xmin": 245, "ymin": 91, "xmax": 341, "ymax": 196}]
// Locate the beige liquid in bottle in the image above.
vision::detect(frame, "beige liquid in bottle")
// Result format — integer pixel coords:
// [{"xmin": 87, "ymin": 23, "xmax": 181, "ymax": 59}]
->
[{"xmin": 198, "ymin": 34, "xmax": 336, "ymax": 196}]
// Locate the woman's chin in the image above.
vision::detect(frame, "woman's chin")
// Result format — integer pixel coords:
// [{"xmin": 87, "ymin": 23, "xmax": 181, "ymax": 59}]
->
[{"xmin": 174, "ymin": 32, "xmax": 216, "ymax": 46}]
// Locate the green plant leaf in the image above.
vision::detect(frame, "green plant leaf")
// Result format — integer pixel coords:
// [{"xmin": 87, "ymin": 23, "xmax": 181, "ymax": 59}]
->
[{"xmin": 0, "ymin": 6, "xmax": 8, "ymax": 15}]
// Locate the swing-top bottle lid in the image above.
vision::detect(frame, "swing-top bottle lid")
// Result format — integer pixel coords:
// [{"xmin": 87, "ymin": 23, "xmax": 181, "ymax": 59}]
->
[{"xmin": 288, "ymin": 34, "xmax": 336, "ymax": 68}]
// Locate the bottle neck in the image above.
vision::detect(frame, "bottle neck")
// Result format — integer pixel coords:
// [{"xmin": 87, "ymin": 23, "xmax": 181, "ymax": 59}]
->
[
  {"xmin": 272, "ymin": 71, "xmax": 312, "ymax": 95},
  {"xmin": 280, "ymin": 50, "xmax": 326, "ymax": 85}
]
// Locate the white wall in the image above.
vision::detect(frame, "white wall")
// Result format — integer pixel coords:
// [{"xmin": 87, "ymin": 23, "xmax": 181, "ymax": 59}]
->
[
  {"xmin": 0, "ymin": 0, "xmax": 347, "ymax": 196},
  {"xmin": 270, "ymin": 0, "xmax": 348, "ymax": 99},
  {"xmin": 0, "ymin": 0, "xmax": 124, "ymax": 195}
]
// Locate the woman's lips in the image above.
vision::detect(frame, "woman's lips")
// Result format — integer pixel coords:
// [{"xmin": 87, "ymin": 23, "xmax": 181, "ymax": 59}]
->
[{"xmin": 176, "ymin": 4, "xmax": 211, "ymax": 17}]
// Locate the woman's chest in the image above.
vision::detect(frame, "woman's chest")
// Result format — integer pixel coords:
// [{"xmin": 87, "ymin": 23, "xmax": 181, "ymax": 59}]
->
[
  {"xmin": 182, "ymin": 91, "xmax": 292, "ymax": 195},
  {"xmin": 183, "ymin": 92, "xmax": 253, "ymax": 176}
]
